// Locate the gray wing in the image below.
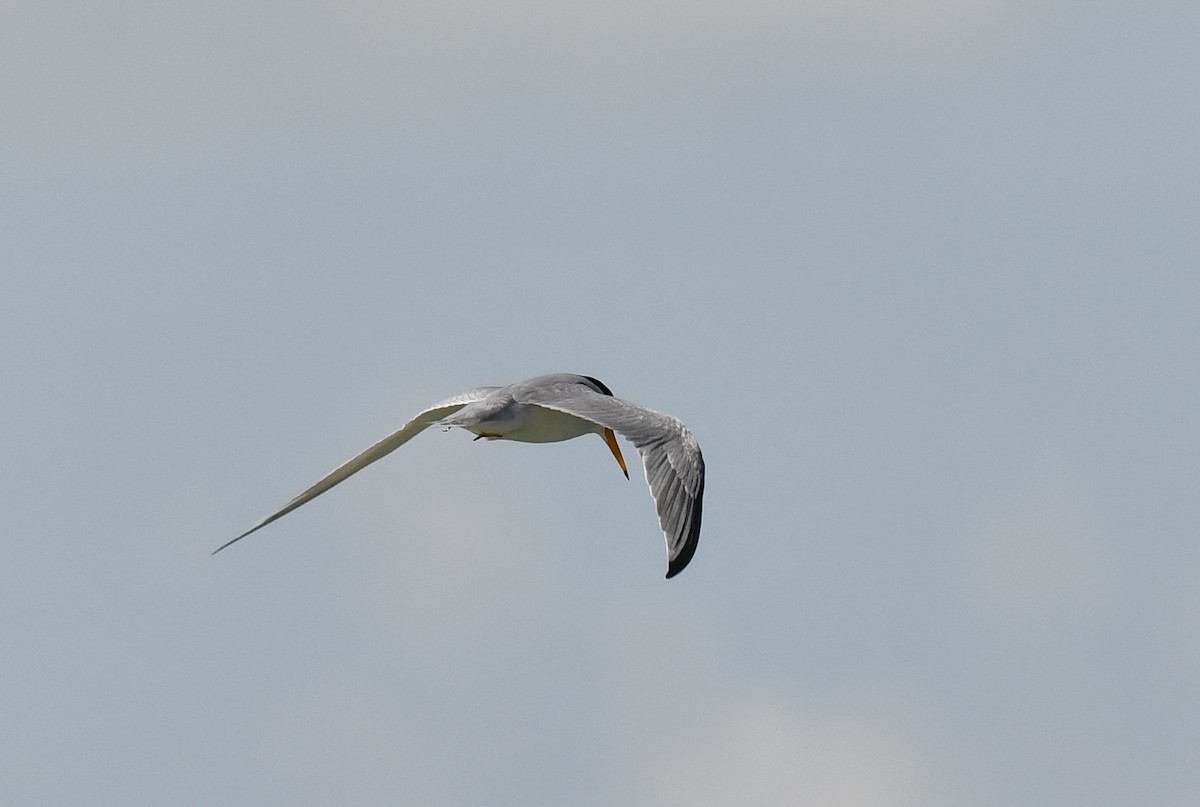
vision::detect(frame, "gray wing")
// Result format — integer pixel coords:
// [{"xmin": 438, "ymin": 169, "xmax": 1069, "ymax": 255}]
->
[
  {"xmin": 214, "ymin": 387, "xmax": 500, "ymax": 554},
  {"xmin": 516, "ymin": 381, "xmax": 704, "ymax": 578}
]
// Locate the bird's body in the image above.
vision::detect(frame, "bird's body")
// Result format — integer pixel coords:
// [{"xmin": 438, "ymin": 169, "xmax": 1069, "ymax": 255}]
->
[
  {"xmin": 217, "ymin": 373, "xmax": 705, "ymax": 578},
  {"xmin": 454, "ymin": 397, "xmax": 601, "ymax": 442}
]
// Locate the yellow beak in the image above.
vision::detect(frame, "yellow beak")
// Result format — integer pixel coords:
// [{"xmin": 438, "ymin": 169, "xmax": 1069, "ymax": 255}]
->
[{"xmin": 603, "ymin": 428, "xmax": 630, "ymax": 480}]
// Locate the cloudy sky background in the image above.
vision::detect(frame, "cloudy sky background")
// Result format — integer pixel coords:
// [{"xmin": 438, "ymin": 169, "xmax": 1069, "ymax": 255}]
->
[{"xmin": 3, "ymin": 2, "xmax": 1198, "ymax": 804}]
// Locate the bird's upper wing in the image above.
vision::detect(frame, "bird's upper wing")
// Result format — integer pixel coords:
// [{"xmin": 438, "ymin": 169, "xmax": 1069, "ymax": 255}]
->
[
  {"xmin": 515, "ymin": 381, "xmax": 704, "ymax": 578},
  {"xmin": 214, "ymin": 387, "xmax": 501, "ymax": 554}
]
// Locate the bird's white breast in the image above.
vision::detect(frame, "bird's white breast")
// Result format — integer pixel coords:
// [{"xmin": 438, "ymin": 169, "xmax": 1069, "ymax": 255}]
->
[{"xmin": 468, "ymin": 402, "xmax": 598, "ymax": 443}]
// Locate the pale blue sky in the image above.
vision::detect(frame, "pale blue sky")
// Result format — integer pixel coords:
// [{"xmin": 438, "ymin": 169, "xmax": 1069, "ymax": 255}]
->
[{"xmin": 3, "ymin": 2, "xmax": 1198, "ymax": 804}]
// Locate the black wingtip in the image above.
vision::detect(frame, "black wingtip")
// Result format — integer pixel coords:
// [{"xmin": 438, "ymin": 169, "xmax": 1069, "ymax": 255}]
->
[
  {"xmin": 211, "ymin": 534, "xmax": 243, "ymax": 555},
  {"xmin": 664, "ymin": 519, "xmax": 701, "ymax": 579},
  {"xmin": 665, "ymin": 545, "xmax": 695, "ymax": 579},
  {"xmin": 212, "ymin": 523, "xmax": 263, "ymax": 555},
  {"xmin": 663, "ymin": 474, "xmax": 704, "ymax": 579}
]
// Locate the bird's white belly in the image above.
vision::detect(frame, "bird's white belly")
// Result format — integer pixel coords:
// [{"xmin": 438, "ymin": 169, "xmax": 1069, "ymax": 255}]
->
[{"xmin": 469, "ymin": 403, "xmax": 597, "ymax": 443}]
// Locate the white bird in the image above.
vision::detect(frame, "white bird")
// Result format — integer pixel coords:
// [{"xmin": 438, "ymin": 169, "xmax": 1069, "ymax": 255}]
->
[{"xmin": 216, "ymin": 373, "xmax": 705, "ymax": 578}]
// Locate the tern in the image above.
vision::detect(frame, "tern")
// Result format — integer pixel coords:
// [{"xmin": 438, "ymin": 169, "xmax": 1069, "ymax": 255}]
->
[{"xmin": 216, "ymin": 373, "xmax": 705, "ymax": 577}]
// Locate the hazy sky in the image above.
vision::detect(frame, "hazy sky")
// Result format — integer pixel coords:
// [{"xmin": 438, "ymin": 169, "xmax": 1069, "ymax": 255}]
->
[{"xmin": 4, "ymin": 2, "xmax": 1198, "ymax": 804}]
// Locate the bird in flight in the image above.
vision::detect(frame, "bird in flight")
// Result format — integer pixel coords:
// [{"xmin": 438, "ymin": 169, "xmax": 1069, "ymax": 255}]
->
[{"xmin": 216, "ymin": 373, "xmax": 705, "ymax": 578}]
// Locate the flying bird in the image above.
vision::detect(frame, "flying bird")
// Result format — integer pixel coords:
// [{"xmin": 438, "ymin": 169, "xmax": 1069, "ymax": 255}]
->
[{"xmin": 216, "ymin": 373, "xmax": 705, "ymax": 578}]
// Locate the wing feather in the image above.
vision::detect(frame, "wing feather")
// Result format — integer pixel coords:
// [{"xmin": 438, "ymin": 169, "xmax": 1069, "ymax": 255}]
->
[
  {"xmin": 214, "ymin": 386, "xmax": 500, "ymax": 553},
  {"xmin": 514, "ymin": 380, "xmax": 705, "ymax": 578}
]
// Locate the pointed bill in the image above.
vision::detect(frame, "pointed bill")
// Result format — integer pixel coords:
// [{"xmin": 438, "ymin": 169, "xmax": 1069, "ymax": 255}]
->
[{"xmin": 603, "ymin": 427, "xmax": 630, "ymax": 479}]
